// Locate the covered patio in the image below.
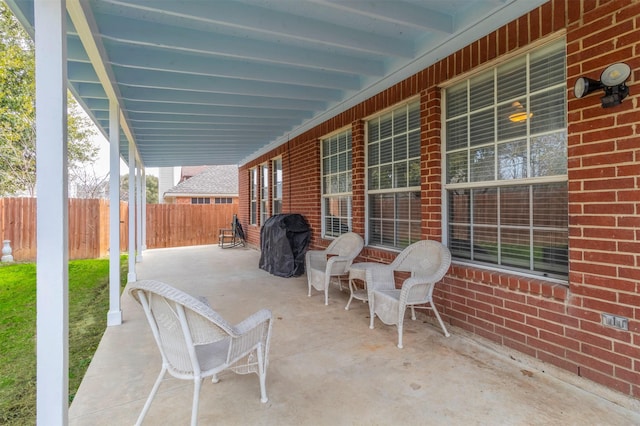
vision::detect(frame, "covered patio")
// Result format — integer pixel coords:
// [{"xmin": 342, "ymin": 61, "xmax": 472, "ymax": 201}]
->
[
  {"xmin": 4, "ymin": 0, "xmax": 639, "ymax": 422},
  {"xmin": 68, "ymin": 245, "xmax": 640, "ymax": 425}
]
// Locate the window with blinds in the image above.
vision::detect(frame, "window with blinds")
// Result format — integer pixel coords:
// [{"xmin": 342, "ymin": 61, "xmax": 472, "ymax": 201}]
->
[
  {"xmin": 272, "ymin": 157, "xmax": 282, "ymax": 215},
  {"xmin": 322, "ymin": 129, "xmax": 352, "ymax": 237},
  {"xmin": 444, "ymin": 39, "xmax": 568, "ymax": 279},
  {"xmin": 260, "ymin": 164, "xmax": 269, "ymax": 225},
  {"xmin": 367, "ymin": 101, "xmax": 421, "ymax": 249},
  {"xmin": 249, "ymin": 168, "xmax": 258, "ymax": 225}
]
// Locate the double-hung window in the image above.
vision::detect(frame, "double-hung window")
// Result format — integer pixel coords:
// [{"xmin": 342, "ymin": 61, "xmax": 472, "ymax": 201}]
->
[
  {"xmin": 249, "ymin": 168, "xmax": 258, "ymax": 225},
  {"xmin": 367, "ymin": 101, "xmax": 421, "ymax": 249},
  {"xmin": 260, "ymin": 164, "xmax": 269, "ymax": 225},
  {"xmin": 322, "ymin": 129, "xmax": 352, "ymax": 237},
  {"xmin": 444, "ymin": 39, "xmax": 568, "ymax": 279},
  {"xmin": 272, "ymin": 158, "xmax": 282, "ymax": 215}
]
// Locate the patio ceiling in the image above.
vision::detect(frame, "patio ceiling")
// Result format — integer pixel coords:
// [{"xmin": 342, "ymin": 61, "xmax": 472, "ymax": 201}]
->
[{"xmin": 6, "ymin": 0, "xmax": 546, "ymax": 167}]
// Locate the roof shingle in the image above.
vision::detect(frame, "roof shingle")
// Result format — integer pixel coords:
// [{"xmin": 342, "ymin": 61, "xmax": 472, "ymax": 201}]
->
[{"xmin": 164, "ymin": 165, "xmax": 238, "ymax": 197}]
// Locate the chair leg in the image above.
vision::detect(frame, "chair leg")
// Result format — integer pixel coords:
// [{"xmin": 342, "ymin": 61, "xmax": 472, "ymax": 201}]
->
[
  {"xmin": 397, "ymin": 323, "xmax": 403, "ymax": 349},
  {"xmin": 345, "ymin": 292, "xmax": 354, "ymax": 310},
  {"xmin": 369, "ymin": 293, "xmax": 375, "ymax": 329},
  {"xmin": 324, "ymin": 287, "xmax": 329, "ymax": 305},
  {"xmin": 135, "ymin": 366, "xmax": 167, "ymax": 426},
  {"xmin": 431, "ymin": 303, "xmax": 451, "ymax": 337},
  {"xmin": 410, "ymin": 305, "xmax": 417, "ymax": 320},
  {"xmin": 190, "ymin": 377, "xmax": 202, "ymax": 426},
  {"xmin": 257, "ymin": 344, "xmax": 268, "ymax": 403}
]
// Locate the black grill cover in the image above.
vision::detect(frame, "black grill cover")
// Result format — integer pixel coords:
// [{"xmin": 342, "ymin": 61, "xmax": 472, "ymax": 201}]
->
[{"xmin": 259, "ymin": 214, "xmax": 311, "ymax": 277}]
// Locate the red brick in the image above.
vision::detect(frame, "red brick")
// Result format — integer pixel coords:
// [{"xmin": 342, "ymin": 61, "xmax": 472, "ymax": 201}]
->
[
  {"xmin": 579, "ymin": 367, "xmax": 631, "ymax": 394},
  {"xmin": 540, "ymin": 329, "xmax": 581, "ymax": 351},
  {"xmin": 528, "ymin": 336, "xmax": 566, "ymax": 357},
  {"xmin": 568, "ymin": 351, "xmax": 614, "ymax": 375},
  {"xmin": 582, "ymin": 343, "xmax": 632, "ymax": 369},
  {"xmin": 503, "ymin": 337, "xmax": 537, "ymax": 357},
  {"xmin": 580, "ymin": 298, "xmax": 634, "ymax": 318},
  {"xmin": 581, "ymin": 320, "xmax": 633, "ymax": 343},
  {"xmin": 504, "ymin": 318, "xmax": 539, "ymax": 338},
  {"xmin": 615, "ymin": 367, "xmax": 640, "ymax": 390},
  {"xmin": 476, "ymin": 310, "xmax": 505, "ymax": 326},
  {"xmin": 527, "ymin": 316, "xmax": 565, "ymax": 335},
  {"xmin": 539, "ymin": 352, "xmax": 579, "ymax": 375},
  {"xmin": 474, "ymin": 327, "xmax": 502, "ymax": 344},
  {"xmin": 539, "ymin": 309, "xmax": 579, "ymax": 328}
]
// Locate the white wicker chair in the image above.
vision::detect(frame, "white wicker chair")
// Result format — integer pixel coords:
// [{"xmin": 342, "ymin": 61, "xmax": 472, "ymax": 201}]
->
[
  {"xmin": 305, "ymin": 232, "xmax": 364, "ymax": 305},
  {"xmin": 129, "ymin": 280, "xmax": 273, "ymax": 426},
  {"xmin": 367, "ymin": 240, "xmax": 451, "ymax": 348}
]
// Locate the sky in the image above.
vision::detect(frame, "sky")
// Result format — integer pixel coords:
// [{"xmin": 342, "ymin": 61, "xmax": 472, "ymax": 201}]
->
[{"xmin": 92, "ymin": 133, "xmax": 159, "ymax": 178}]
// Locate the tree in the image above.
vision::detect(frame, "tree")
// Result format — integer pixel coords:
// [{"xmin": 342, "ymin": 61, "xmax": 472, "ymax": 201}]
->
[
  {"xmin": 120, "ymin": 174, "xmax": 159, "ymax": 204},
  {"xmin": 0, "ymin": 3, "xmax": 99, "ymax": 196},
  {"xmin": 70, "ymin": 167, "xmax": 109, "ymax": 199}
]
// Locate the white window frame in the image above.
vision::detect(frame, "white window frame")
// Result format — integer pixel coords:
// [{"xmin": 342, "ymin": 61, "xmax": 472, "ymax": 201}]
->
[
  {"xmin": 442, "ymin": 39, "xmax": 568, "ymax": 280},
  {"xmin": 260, "ymin": 163, "xmax": 269, "ymax": 225},
  {"xmin": 321, "ymin": 128, "xmax": 352, "ymax": 238},
  {"xmin": 249, "ymin": 168, "xmax": 258, "ymax": 225},
  {"xmin": 272, "ymin": 157, "xmax": 282, "ymax": 215},
  {"xmin": 366, "ymin": 100, "xmax": 422, "ymax": 250}
]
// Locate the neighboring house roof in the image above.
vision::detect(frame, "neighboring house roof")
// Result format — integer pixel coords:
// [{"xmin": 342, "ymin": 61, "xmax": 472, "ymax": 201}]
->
[
  {"xmin": 179, "ymin": 165, "xmax": 208, "ymax": 183},
  {"xmin": 164, "ymin": 165, "xmax": 239, "ymax": 199}
]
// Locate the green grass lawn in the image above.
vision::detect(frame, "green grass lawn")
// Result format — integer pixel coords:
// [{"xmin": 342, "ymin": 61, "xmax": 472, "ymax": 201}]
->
[{"xmin": 0, "ymin": 256, "xmax": 127, "ymax": 425}]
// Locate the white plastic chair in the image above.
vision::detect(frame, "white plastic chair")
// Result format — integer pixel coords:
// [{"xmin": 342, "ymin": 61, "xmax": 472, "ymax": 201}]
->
[
  {"xmin": 305, "ymin": 232, "xmax": 364, "ymax": 305},
  {"xmin": 129, "ymin": 280, "xmax": 273, "ymax": 426},
  {"xmin": 367, "ymin": 240, "xmax": 451, "ymax": 348}
]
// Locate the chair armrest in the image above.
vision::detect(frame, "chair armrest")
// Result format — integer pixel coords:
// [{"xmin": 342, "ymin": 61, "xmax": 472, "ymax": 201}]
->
[
  {"xmin": 399, "ymin": 277, "xmax": 436, "ymax": 305},
  {"xmin": 233, "ymin": 308, "xmax": 272, "ymax": 336},
  {"xmin": 306, "ymin": 249, "xmax": 328, "ymax": 260},
  {"xmin": 326, "ymin": 255, "xmax": 353, "ymax": 275},
  {"xmin": 365, "ymin": 265, "xmax": 396, "ymax": 291}
]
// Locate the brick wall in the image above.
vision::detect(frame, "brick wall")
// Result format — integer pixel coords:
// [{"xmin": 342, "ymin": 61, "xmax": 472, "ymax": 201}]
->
[{"xmin": 239, "ymin": 0, "xmax": 640, "ymax": 398}]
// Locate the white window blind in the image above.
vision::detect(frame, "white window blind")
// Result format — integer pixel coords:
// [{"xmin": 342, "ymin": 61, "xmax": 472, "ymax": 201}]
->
[
  {"xmin": 322, "ymin": 130, "xmax": 352, "ymax": 237},
  {"xmin": 367, "ymin": 101, "xmax": 421, "ymax": 249},
  {"xmin": 444, "ymin": 39, "xmax": 568, "ymax": 279}
]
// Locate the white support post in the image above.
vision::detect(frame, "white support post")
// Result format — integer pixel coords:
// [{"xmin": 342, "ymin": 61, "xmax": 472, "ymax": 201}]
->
[
  {"xmin": 107, "ymin": 101, "xmax": 122, "ymax": 326},
  {"xmin": 135, "ymin": 164, "xmax": 143, "ymax": 262},
  {"xmin": 141, "ymin": 168, "xmax": 147, "ymax": 250},
  {"xmin": 127, "ymin": 144, "xmax": 137, "ymax": 283},
  {"xmin": 35, "ymin": 1, "xmax": 69, "ymax": 423}
]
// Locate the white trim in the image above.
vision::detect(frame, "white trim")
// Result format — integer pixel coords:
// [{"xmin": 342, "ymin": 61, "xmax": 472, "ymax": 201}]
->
[
  {"xmin": 66, "ymin": 0, "xmax": 134, "ymax": 145},
  {"xmin": 107, "ymin": 100, "xmax": 122, "ymax": 326},
  {"xmin": 136, "ymin": 166, "xmax": 143, "ymax": 263},
  {"xmin": 35, "ymin": 1, "xmax": 69, "ymax": 422},
  {"xmin": 127, "ymin": 143, "xmax": 137, "ymax": 283},
  {"xmin": 142, "ymin": 168, "xmax": 147, "ymax": 250}
]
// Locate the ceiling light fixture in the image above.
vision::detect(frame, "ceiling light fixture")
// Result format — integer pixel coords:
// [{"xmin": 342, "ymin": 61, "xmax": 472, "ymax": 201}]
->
[
  {"xmin": 508, "ymin": 101, "xmax": 533, "ymax": 123},
  {"xmin": 573, "ymin": 63, "xmax": 631, "ymax": 108}
]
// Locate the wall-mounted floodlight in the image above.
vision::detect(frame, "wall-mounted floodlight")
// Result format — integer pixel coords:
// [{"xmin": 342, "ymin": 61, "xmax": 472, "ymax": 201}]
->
[{"xmin": 573, "ymin": 63, "xmax": 631, "ymax": 108}]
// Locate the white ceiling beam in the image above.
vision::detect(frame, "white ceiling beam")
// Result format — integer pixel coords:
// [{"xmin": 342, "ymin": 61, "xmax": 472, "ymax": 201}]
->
[
  {"xmin": 105, "ymin": 44, "xmax": 361, "ymax": 90},
  {"xmin": 103, "ymin": 0, "xmax": 413, "ymax": 57},
  {"xmin": 96, "ymin": 16, "xmax": 385, "ymax": 76},
  {"xmin": 119, "ymin": 87, "xmax": 327, "ymax": 111},
  {"xmin": 114, "ymin": 67, "xmax": 343, "ymax": 102},
  {"xmin": 66, "ymin": 0, "xmax": 135, "ymax": 151},
  {"xmin": 311, "ymin": 0, "xmax": 454, "ymax": 34}
]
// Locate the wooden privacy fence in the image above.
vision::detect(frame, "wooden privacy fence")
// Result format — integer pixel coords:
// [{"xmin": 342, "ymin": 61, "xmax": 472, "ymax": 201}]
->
[
  {"xmin": 145, "ymin": 203, "xmax": 236, "ymax": 248},
  {"xmin": 0, "ymin": 198, "xmax": 238, "ymax": 261}
]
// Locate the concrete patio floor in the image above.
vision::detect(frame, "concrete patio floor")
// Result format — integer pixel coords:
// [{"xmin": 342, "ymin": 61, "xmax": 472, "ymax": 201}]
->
[{"xmin": 69, "ymin": 245, "xmax": 640, "ymax": 425}]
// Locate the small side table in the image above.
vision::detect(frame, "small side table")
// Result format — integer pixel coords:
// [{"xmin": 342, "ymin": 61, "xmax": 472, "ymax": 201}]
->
[{"xmin": 345, "ymin": 262, "xmax": 380, "ymax": 310}]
